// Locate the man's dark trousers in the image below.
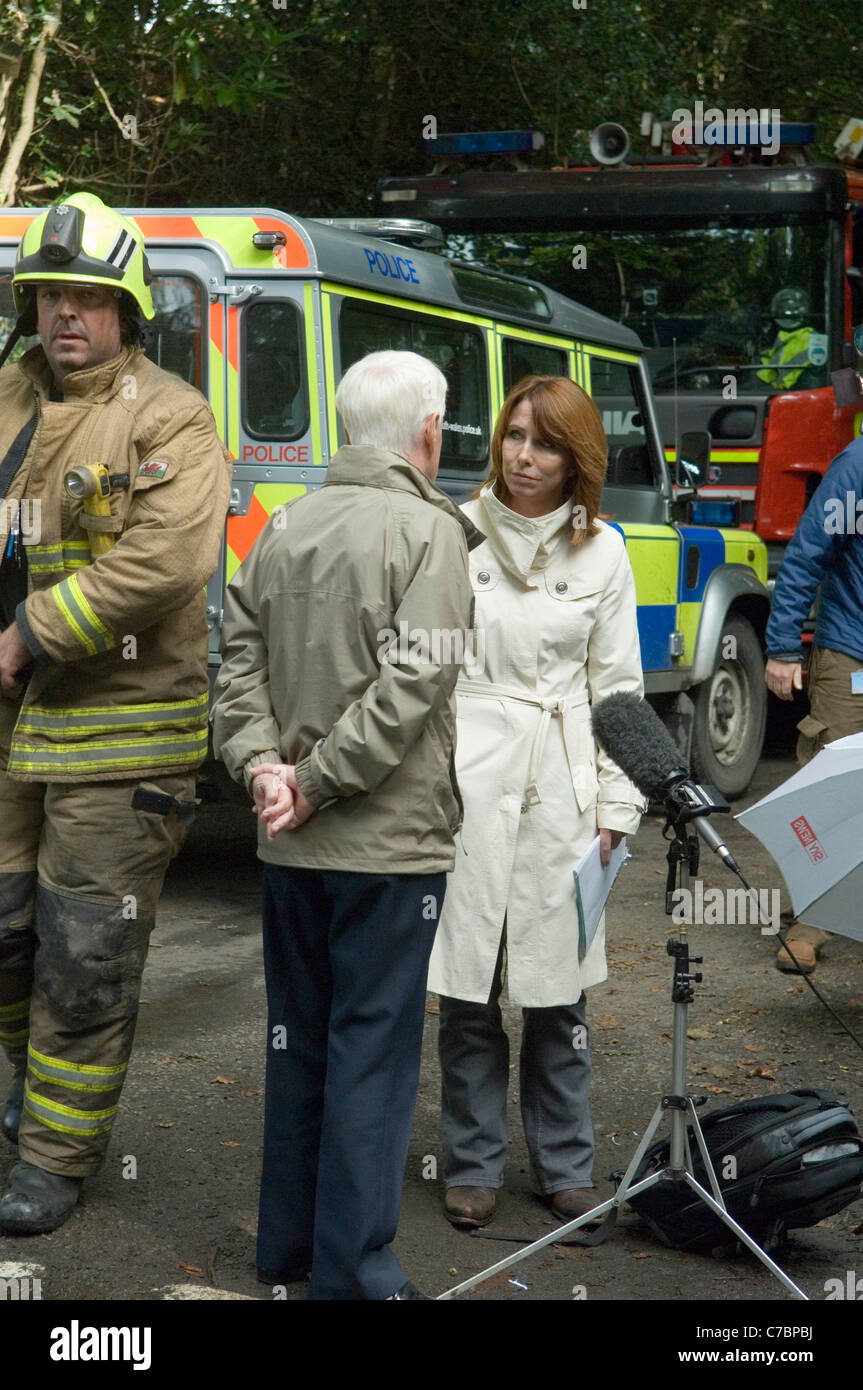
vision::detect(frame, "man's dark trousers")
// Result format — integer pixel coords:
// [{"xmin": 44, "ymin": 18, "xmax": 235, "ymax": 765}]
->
[{"xmin": 257, "ymin": 863, "xmax": 444, "ymax": 1300}]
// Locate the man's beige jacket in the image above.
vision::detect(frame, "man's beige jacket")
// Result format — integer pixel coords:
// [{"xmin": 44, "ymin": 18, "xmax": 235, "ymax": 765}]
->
[{"xmin": 211, "ymin": 445, "xmax": 483, "ymax": 874}]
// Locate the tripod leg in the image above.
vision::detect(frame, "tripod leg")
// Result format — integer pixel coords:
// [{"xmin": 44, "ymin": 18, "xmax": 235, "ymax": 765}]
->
[
  {"xmin": 608, "ymin": 1102, "xmax": 666, "ymax": 1203},
  {"xmin": 686, "ymin": 1100, "xmax": 727, "ymax": 1208},
  {"xmin": 437, "ymin": 1171, "xmax": 665, "ymax": 1299},
  {"xmin": 682, "ymin": 1173, "xmax": 808, "ymax": 1300}
]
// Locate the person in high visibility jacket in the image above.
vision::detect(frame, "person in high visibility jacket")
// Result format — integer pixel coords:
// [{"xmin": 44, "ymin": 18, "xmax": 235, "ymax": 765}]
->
[
  {"xmin": 0, "ymin": 193, "xmax": 231, "ymax": 1235},
  {"xmin": 757, "ymin": 287, "xmax": 816, "ymax": 389}
]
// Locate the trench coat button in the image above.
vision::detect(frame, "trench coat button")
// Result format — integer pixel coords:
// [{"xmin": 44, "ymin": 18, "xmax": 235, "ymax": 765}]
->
[
  {"xmin": 555, "ymin": 580, "xmax": 568, "ymax": 595},
  {"xmin": 520, "ymin": 803, "xmax": 527, "ymax": 814},
  {"xmin": 477, "ymin": 570, "xmax": 490, "ymax": 584}
]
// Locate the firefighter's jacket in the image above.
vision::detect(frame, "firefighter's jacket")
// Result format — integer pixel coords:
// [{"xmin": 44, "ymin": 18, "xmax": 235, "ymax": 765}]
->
[
  {"xmin": 757, "ymin": 326, "xmax": 815, "ymax": 388},
  {"xmin": 0, "ymin": 344, "xmax": 231, "ymax": 781}
]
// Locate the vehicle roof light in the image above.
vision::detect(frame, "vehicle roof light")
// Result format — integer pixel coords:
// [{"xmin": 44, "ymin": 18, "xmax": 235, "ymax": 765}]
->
[
  {"xmin": 421, "ymin": 130, "xmax": 545, "ymax": 157},
  {"xmin": 835, "ymin": 118, "xmax": 863, "ymax": 161},
  {"xmin": 253, "ymin": 230, "xmax": 287, "ymax": 249},
  {"xmin": 312, "ymin": 217, "xmax": 443, "ymax": 249}
]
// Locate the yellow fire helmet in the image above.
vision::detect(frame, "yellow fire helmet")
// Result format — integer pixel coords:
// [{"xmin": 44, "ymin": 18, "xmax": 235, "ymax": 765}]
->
[{"xmin": 12, "ymin": 191, "xmax": 154, "ymax": 331}]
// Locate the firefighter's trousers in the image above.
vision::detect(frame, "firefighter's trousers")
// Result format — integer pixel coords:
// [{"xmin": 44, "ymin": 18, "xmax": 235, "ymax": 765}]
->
[{"xmin": 0, "ymin": 761, "xmax": 193, "ymax": 1177}]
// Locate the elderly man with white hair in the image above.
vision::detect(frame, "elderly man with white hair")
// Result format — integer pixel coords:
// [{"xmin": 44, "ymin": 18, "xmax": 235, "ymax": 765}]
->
[{"xmin": 212, "ymin": 349, "xmax": 482, "ymax": 1300}]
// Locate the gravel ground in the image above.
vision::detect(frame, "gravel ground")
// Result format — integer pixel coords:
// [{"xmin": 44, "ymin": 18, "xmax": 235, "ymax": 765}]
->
[{"xmin": 2, "ymin": 719, "xmax": 861, "ymax": 1355}]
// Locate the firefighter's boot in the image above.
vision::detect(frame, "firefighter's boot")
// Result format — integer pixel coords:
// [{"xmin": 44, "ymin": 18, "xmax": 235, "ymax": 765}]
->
[
  {"xmin": 0, "ymin": 1160, "xmax": 82, "ymax": 1235},
  {"xmin": 2, "ymin": 1065, "xmax": 25, "ymax": 1144}
]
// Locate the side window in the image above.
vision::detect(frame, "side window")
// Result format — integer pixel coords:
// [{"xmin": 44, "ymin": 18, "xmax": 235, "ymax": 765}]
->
[
  {"xmin": 0, "ymin": 275, "xmax": 34, "ymax": 363},
  {"xmin": 243, "ymin": 299, "xmax": 307, "ymax": 440},
  {"xmin": 503, "ymin": 337, "xmax": 567, "ymax": 392},
  {"xmin": 588, "ymin": 355, "xmax": 655, "ymax": 488},
  {"xmin": 0, "ymin": 272, "xmax": 204, "ymax": 383},
  {"xmin": 147, "ymin": 276, "xmax": 204, "ymax": 389},
  {"xmin": 339, "ymin": 299, "xmax": 488, "ymax": 470}
]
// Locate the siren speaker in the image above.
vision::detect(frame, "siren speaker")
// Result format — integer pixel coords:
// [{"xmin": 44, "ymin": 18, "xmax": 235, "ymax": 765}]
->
[{"xmin": 589, "ymin": 123, "xmax": 630, "ymax": 165}]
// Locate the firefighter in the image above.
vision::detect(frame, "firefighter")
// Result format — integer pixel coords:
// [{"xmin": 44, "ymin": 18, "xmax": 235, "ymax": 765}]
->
[
  {"xmin": 757, "ymin": 287, "xmax": 817, "ymax": 389},
  {"xmin": 0, "ymin": 193, "xmax": 231, "ymax": 1235}
]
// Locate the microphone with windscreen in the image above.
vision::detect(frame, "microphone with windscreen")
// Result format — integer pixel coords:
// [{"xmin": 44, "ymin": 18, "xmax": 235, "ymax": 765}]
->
[{"xmin": 591, "ymin": 690, "xmax": 741, "ymax": 873}]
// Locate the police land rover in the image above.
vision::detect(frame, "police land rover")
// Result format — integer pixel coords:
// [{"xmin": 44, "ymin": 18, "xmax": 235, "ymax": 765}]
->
[{"xmin": 0, "ymin": 206, "xmax": 770, "ymax": 798}]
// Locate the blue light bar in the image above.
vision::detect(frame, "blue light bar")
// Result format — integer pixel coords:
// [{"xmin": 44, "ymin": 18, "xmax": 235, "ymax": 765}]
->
[
  {"xmin": 688, "ymin": 120, "xmax": 817, "ymax": 148},
  {"xmin": 776, "ymin": 122, "xmax": 818, "ymax": 145},
  {"xmin": 690, "ymin": 501, "xmax": 738, "ymax": 527},
  {"xmin": 421, "ymin": 130, "xmax": 545, "ymax": 157}
]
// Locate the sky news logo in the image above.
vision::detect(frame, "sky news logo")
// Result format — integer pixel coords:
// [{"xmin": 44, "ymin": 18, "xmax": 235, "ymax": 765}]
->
[
  {"xmin": 790, "ymin": 814, "xmax": 826, "ymax": 864},
  {"xmin": 671, "ymin": 103, "xmax": 781, "ymax": 156}
]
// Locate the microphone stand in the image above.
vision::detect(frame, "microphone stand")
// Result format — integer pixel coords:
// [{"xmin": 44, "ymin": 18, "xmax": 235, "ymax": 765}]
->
[{"xmin": 438, "ymin": 803, "xmax": 808, "ymax": 1301}]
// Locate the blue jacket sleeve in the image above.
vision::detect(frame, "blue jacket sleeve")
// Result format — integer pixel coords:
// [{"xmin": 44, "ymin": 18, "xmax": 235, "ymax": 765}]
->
[{"xmin": 764, "ymin": 450, "xmax": 858, "ymax": 658}]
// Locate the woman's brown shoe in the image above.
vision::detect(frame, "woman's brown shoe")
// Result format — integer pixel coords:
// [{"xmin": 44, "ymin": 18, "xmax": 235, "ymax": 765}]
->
[
  {"xmin": 546, "ymin": 1187, "xmax": 600, "ymax": 1223},
  {"xmin": 444, "ymin": 1186, "xmax": 496, "ymax": 1228}
]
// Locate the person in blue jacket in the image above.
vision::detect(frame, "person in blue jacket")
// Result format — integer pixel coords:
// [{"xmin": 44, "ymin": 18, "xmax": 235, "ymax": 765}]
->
[{"xmin": 764, "ymin": 433, "xmax": 863, "ymax": 974}]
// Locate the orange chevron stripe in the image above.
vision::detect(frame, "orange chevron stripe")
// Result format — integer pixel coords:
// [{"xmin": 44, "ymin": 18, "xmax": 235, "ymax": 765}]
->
[
  {"xmin": 210, "ymin": 301, "xmax": 224, "ymax": 347},
  {"xmin": 252, "ymin": 216, "xmax": 309, "ymax": 269},
  {"xmin": 226, "ymin": 493, "xmax": 269, "ymax": 569},
  {"xmin": 0, "ymin": 215, "xmax": 36, "ymax": 238},
  {"xmin": 133, "ymin": 215, "xmax": 203, "ymax": 238},
  {"xmin": 226, "ymin": 304, "xmax": 239, "ymax": 372}
]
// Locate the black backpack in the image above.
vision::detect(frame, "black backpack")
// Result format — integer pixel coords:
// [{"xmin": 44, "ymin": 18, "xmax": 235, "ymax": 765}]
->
[{"xmin": 618, "ymin": 1088, "xmax": 863, "ymax": 1254}]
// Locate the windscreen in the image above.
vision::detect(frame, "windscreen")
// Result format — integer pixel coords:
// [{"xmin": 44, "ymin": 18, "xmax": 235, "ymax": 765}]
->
[{"xmin": 443, "ymin": 220, "xmax": 831, "ymax": 396}]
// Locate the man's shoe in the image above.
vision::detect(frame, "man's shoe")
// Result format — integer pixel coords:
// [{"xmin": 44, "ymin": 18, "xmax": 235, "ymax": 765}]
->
[
  {"xmin": 2, "ymin": 1068, "xmax": 25, "ymax": 1146},
  {"xmin": 544, "ymin": 1187, "xmax": 601, "ymax": 1224},
  {"xmin": 386, "ymin": 1281, "xmax": 431, "ymax": 1300},
  {"xmin": 444, "ymin": 1185, "xmax": 496, "ymax": 1229},
  {"xmin": 0, "ymin": 1160, "xmax": 82, "ymax": 1235},
  {"xmin": 775, "ymin": 940, "xmax": 817, "ymax": 974}
]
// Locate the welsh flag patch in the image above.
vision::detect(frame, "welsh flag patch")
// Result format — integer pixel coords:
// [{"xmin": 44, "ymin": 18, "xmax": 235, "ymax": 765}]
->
[{"xmin": 137, "ymin": 459, "xmax": 169, "ymax": 479}]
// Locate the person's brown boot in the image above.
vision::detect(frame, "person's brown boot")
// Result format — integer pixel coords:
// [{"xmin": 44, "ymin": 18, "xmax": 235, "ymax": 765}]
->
[
  {"xmin": 775, "ymin": 921, "xmax": 829, "ymax": 975},
  {"xmin": 444, "ymin": 1186, "xmax": 496, "ymax": 1228},
  {"xmin": 544, "ymin": 1187, "xmax": 600, "ymax": 1223},
  {"xmin": 775, "ymin": 939, "xmax": 817, "ymax": 974}
]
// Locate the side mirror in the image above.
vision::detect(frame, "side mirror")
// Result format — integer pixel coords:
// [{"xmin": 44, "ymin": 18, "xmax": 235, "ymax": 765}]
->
[
  {"xmin": 675, "ymin": 430, "xmax": 711, "ymax": 490},
  {"xmin": 831, "ymin": 368, "xmax": 863, "ymax": 407}
]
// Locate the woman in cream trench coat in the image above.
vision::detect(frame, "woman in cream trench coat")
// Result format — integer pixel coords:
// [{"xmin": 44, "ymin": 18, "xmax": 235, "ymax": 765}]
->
[{"xmin": 428, "ymin": 374, "xmax": 646, "ymax": 1230}]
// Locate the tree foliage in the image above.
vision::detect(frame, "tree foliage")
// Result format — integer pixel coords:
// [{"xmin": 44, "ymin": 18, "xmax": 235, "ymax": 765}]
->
[{"xmin": 0, "ymin": 0, "xmax": 859, "ymax": 212}]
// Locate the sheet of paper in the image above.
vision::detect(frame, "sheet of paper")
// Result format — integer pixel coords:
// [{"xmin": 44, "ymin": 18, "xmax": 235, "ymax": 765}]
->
[{"xmin": 573, "ymin": 834, "xmax": 629, "ymax": 960}]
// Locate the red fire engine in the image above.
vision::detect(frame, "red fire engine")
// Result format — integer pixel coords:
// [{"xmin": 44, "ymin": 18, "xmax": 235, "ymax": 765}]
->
[{"xmin": 375, "ymin": 119, "xmax": 863, "ymax": 577}]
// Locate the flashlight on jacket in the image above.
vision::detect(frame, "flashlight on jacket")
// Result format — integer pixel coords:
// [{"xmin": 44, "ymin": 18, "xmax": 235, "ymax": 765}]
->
[{"xmin": 64, "ymin": 462, "xmax": 118, "ymax": 557}]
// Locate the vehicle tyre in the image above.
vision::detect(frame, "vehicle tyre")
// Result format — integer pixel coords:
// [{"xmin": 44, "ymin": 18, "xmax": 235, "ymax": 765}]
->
[{"xmin": 690, "ymin": 615, "xmax": 766, "ymax": 800}]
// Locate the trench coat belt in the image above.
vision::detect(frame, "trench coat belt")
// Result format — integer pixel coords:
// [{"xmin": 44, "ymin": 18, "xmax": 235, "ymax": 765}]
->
[{"xmin": 455, "ymin": 679, "xmax": 593, "ymax": 808}]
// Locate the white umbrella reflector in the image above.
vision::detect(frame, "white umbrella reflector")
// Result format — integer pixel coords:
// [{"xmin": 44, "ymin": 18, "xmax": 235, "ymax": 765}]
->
[{"xmin": 736, "ymin": 733, "xmax": 863, "ymax": 941}]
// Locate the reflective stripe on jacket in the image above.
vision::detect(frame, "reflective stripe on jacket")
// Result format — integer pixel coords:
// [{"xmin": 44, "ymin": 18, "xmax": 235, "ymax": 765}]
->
[
  {"xmin": 0, "ymin": 344, "xmax": 232, "ymax": 781},
  {"xmin": 757, "ymin": 326, "xmax": 814, "ymax": 388}
]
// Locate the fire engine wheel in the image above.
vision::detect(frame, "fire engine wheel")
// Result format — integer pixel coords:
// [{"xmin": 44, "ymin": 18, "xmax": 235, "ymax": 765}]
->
[{"xmin": 690, "ymin": 615, "xmax": 766, "ymax": 801}]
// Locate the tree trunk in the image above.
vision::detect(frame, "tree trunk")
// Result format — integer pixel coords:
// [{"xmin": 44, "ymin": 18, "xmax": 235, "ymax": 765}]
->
[
  {"xmin": 0, "ymin": 3, "xmax": 62, "ymax": 207},
  {"xmin": 0, "ymin": 0, "xmax": 35, "ymax": 156}
]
